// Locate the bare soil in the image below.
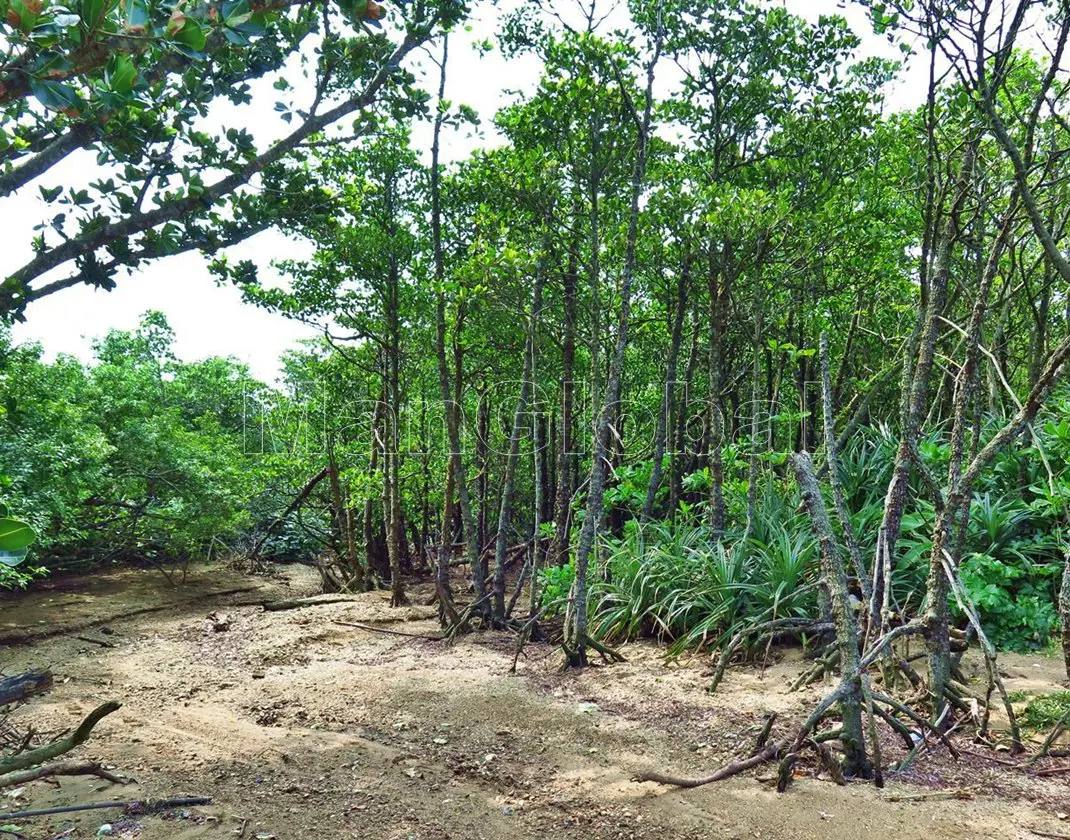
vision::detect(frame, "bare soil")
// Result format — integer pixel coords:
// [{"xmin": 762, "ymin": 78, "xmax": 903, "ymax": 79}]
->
[{"xmin": 1, "ymin": 565, "xmax": 1069, "ymax": 839}]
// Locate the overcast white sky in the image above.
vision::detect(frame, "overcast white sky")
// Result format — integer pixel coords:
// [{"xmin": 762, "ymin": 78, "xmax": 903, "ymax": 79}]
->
[{"xmin": 7, "ymin": 0, "xmax": 929, "ymax": 383}]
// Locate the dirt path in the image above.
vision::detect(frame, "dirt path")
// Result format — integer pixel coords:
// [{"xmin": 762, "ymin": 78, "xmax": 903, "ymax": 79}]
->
[{"xmin": 1, "ymin": 566, "xmax": 1068, "ymax": 839}]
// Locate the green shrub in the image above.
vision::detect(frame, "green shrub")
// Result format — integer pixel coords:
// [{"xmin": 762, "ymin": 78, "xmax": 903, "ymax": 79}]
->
[
  {"xmin": 590, "ymin": 519, "xmax": 818, "ymax": 656},
  {"xmin": 1022, "ymin": 691, "xmax": 1070, "ymax": 730},
  {"xmin": 538, "ymin": 560, "xmax": 576, "ymax": 617}
]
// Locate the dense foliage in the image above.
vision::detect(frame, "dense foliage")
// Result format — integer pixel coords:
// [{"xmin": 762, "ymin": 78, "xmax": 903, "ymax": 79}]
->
[
  {"xmin": 3, "ymin": 0, "xmax": 1070, "ymax": 672},
  {"xmin": 0, "ymin": 313, "xmax": 298, "ymax": 585}
]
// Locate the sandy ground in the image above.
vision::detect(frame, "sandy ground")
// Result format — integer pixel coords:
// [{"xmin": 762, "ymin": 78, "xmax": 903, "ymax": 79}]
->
[{"xmin": 1, "ymin": 564, "xmax": 1069, "ymax": 840}]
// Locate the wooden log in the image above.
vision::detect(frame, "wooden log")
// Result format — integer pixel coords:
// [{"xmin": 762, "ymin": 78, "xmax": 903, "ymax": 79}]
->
[
  {"xmin": 0, "ymin": 760, "xmax": 129, "ymax": 788},
  {"xmin": 0, "ymin": 670, "xmax": 53, "ymax": 706},
  {"xmin": 262, "ymin": 595, "xmax": 366, "ymax": 612}
]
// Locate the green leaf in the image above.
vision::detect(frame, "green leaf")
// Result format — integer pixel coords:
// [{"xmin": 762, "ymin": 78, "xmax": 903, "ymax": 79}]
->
[
  {"xmin": 39, "ymin": 184, "xmax": 62, "ymax": 202},
  {"xmin": 9, "ymin": 0, "xmax": 39, "ymax": 31},
  {"xmin": 0, "ymin": 518, "xmax": 36, "ymax": 552},
  {"xmin": 0, "ymin": 549, "xmax": 28, "ymax": 568},
  {"xmin": 29, "ymin": 78, "xmax": 80, "ymax": 112},
  {"xmin": 222, "ymin": 0, "xmax": 251, "ymax": 26},
  {"xmin": 172, "ymin": 17, "xmax": 206, "ymax": 50},
  {"xmin": 108, "ymin": 54, "xmax": 137, "ymax": 94},
  {"xmin": 80, "ymin": 0, "xmax": 108, "ymax": 30}
]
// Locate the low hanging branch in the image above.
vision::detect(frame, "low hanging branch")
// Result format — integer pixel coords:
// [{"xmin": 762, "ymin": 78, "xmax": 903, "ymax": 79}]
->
[{"xmin": 249, "ymin": 466, "xmax": 330, "ymax": 559}]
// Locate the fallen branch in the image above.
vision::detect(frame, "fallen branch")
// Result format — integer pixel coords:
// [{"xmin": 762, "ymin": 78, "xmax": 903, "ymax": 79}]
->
[
  {"xmin": 74, "ymin": 636, "xmax": 116, "ymax": 649},
  {"xmin": 0, "ymin": 760, "xmax": 129, "ymax": 788},
  {"xmin": 263, "ymin": 595, "xmax": 365, "ymax": 612},
  {"xmin": 881, "ymin": 789, "xmax": 974, "ymax": 803},
  {"xmin": 957, "ymin": 747, "xmax": 1022, "ymax": 768},
  {"xmin": 332, "ymin": 621, "xmax": 443, "ymax": 641},
  {"xmin": 1029, "ymin": 829, "xmax": 1070, "ymax": 840},
  {"xmin": 0, "ymin": 702, "xmax": 121, "ymax": 774},
  {"xmin": 2, "ymin": 795, "xmax": 210, "ymax": 820},
  {"xmin": 1032, "ymin": 764, "xmax": 1070, "ymax": 777},
  {"xmin": 352, "ymin": 611, "xmax": 438, "ymax": 625}
]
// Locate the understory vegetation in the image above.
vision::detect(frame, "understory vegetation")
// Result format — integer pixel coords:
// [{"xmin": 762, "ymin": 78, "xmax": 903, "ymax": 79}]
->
[{"xmin": 4, "ymin": 319, "xmax": 1068, "ymax": 654}]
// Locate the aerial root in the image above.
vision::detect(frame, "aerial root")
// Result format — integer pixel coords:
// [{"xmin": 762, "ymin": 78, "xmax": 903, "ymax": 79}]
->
[
  {"xmin": 750, "ymin": 713, "xmax": 777, "ymax": 756},
  {"xmin": 638, "ymin": 672, "xmax": 980, "ymax": 794},
  {"xmin": 561, "ymin": 632, "xmax": 626, "ymax": 669},
  {"xmin": 443, "ymin": 593, "xmax": 493, "ymax": 643},
  {"xmin": 1029, "ymin": 706, "xmax": 1070, "ymax": 766},
  {"xmin": 789, "ymin": 647, "xmax": 840, "ymax": 692},
  {"xmin": 709, "ymin": 619, "xmax": 832, "ymax": 694},
  {"xmin": 510, "ymin": 608, "xmax": 548, "ymax": 673}
]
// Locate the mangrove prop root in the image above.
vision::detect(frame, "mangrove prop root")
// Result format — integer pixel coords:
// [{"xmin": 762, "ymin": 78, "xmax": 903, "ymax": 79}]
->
[
  {"xmin": 814, "ymin": 741, "xmax": 845, "ymax": 786},
  {"xmin": 789, "ymin": 649, "xmax": 840, "ymax": 692},
  {"xmin": 445, "ymin": 593, "xmax": 493, "ymax": 643},
  {"xmin": 751, "ymin": 713, "xmax": 777, "ymax": 756},
  {"xmin": 1030, "ymin": 706, "xmax": 1070, "ymax": 766},
  {"xmin": 585, "ymin": 634, "xmax": 626, "ymax": 664},
  {"xmin": 635, "ymin": 742, "xmax": 784, "ymax": 789},
  {"xmin": 709, "ymin": 619, "xmax": 829, "ymax": 694},
  {"xmin": 0, "ymin": 702, "xmax": 121, "ymax": 775},
  {"xmin": 561, "ymin": 633, "xmax": 626, "ymax": 669},
  {"xmin": 861, "ymin": 674, "xmax": 885, "ymax": 788},
  {"xmin": 510, "ymin": 608, "xmax": 546, "ymax": 673},
  {"xmin": 871, "ymin": 690, "xmax": 958, "ymax": 759},
  {"xmin": 874, "ymin": 704, "xmax": 916, "ymax": 751},
  {"xmin": 775, "ymin": 751, "xmax": 798, "ymax": 793}
]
